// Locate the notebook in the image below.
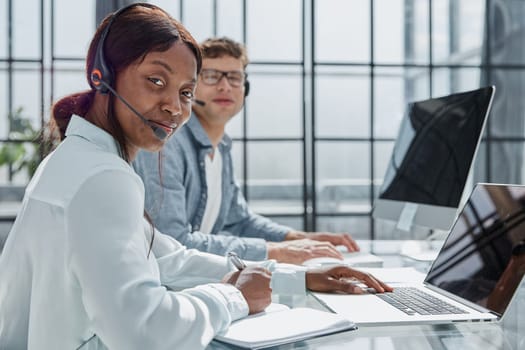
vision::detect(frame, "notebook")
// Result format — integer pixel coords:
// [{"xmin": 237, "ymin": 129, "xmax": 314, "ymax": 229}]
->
[
  {"xmin": 214, "ymin": 303, "xmax": 357, "ymax": 349},
  {"xmin": 313, "ymin": 183, "xmax": 525, "ymax": 326}
]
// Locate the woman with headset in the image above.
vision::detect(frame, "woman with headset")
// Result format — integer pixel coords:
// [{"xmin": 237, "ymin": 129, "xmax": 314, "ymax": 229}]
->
[{"xmin": 0, "ymin": 3, "xmax": 391, "ymax": 349}]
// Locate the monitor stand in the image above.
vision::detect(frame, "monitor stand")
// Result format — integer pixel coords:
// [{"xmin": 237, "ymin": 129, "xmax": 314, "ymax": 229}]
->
[
  {"xmin": 395, "ymin": 202, "xmax": 418, "ymax": 232},
  {"xmin": 392, "ymin": 203, "xmax": 448, "ymax": 262},
  {"xmin": 400, "ymin": 230, "xmax": 447, "ymax": 262}
]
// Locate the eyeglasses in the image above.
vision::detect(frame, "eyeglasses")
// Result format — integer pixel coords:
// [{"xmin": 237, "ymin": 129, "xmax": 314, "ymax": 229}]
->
[{"xmin": 200, "ymin": 69, "xmax": 246, "ymax": 88}]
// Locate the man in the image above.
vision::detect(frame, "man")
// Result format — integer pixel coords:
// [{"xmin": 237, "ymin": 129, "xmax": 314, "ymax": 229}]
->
[{"xmin": 134, "ymin": 37, "xmax": 360, "ymax": 263}]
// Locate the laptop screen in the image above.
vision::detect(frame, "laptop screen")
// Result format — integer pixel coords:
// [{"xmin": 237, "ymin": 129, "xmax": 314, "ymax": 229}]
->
[{"xmin": 425, "ymin": 183, "xmax": 525, "ymax": 316}]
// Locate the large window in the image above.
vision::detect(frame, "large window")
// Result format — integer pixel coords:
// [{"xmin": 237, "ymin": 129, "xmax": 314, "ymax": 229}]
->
[{"xmin": 2, "ymin": 0, "xmax": 525, "ymax": 239}]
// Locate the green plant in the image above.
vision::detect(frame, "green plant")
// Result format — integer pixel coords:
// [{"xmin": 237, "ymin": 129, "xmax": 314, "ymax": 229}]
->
[{"xmin": 0, "ymin": 107, "xmax": 40, "ymax": 178}]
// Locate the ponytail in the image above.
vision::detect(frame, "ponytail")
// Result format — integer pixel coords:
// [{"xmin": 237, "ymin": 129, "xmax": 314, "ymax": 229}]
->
[{"xmin": 50, "ymin": 90, "xmax": 96, "ymax": 141}]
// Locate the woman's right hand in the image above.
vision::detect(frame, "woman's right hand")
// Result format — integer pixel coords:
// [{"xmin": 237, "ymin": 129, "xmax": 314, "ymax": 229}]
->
[{"xmin": 222, "ymin": 266, "xmax": 272, "ymax": 314}]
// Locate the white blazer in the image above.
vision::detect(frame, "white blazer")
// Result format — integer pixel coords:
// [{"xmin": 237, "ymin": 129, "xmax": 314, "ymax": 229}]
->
[{"xmin": 0, "ymin": 116, "xmax": 305, "ymax": 350}]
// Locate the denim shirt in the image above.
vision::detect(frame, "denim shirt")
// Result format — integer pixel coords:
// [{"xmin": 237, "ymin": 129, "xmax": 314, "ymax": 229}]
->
[{"xmin": 134, "ymin": 114, "xmax": 290, "ymax": 260}]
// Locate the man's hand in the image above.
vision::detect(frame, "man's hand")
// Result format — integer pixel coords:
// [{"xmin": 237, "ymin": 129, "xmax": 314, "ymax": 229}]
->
[
  {"xmin": 222, "ymin": 266, "xmax": 272, "ymax": 314},
  {"xmin": 267, "ymin": 239, "xmax": 343, "ymax": 264},
  {"xmin": 286, "ymin": 230, "xmax": 360, "ymax": 253},
  {"xmin": 306, "ymin": 265, "xmax": 393, "ymax": 294},
  {"xmin": 307, "ymin": 232, "xmax": 360, "ymax": 252}
]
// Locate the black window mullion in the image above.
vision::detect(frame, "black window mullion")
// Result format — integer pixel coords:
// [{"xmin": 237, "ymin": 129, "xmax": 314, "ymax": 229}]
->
[
  {"xmin": 212, "ymin": 0, "xmax": 217, "ymax": 37},
  {"xmin": 7, "ymin": 0, "xmax": 13, "ymax": 182},
  {"xmin": 39, "ymin": 0, "xmax": 45, "ymax": 160},
  {"xmin": 428, "ymin": 0, "xmax": 433, "ymax": 96},
  {"xmin": 242, "ymin": 0, "xmax": 249, "ymax": 199},
  {"xmin": 310, "ymin": 0, "xmax": 317, "ymax": 231},
  {"xmin": 301, "ymin": 0, "xmax": 308, "ymax": 232},
  {"xmin": 369, "ymin": 0, "xmax": 375, "ymax": 240},
  {"xmin": 484, "ymin": 0, "xmax": 492, "ymax": 182}
]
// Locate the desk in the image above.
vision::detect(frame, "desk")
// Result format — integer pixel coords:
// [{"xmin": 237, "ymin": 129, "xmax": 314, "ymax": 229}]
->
[{"xmin": 208, "ymin": 240, "xmax": 525, "ymax": 350}]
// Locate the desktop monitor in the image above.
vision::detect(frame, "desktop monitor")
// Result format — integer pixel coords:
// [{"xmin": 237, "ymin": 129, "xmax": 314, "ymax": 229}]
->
[{"xmin": 373, "ymin": 86, "xmax": 495, "ymax": 232}]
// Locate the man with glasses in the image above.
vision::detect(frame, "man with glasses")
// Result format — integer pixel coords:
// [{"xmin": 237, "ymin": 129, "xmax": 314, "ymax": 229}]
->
[{"xmin": 134, "ymin": 37, "xmax": 359, "ymax": 264}]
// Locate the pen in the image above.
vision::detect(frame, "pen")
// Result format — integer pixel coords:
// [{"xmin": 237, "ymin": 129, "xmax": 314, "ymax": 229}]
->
[{"xmin": 228, "ymin": 252, "xmax": 247, "ymax": 271}]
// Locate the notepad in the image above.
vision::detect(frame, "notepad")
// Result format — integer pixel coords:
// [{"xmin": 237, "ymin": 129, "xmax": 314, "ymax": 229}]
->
[{"xmin": 214, "ymin": 303, "xmax": 356, "ymax": 349}]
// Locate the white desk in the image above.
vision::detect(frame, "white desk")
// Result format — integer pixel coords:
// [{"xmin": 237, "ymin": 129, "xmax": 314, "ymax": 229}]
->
[{"xmin": 208, "ymin": 240, "xmax": 525, "ymax": 350}]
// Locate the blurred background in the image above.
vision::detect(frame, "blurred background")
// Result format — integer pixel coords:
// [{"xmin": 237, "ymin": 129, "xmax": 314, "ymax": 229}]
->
[{"xmin": 1, "ymin": 0, "xmax": 525, "ymax": 244}]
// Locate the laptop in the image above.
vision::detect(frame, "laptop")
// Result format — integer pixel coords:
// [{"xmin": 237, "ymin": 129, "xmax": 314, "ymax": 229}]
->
[{"xmin": 313, "ymin": 183, "xmax": 525, "ymax": 325}]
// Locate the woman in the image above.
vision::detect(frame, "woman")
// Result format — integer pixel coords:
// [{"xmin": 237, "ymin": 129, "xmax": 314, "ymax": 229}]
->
[{"xmin": 0, "ymin": 3, "xmax": 390, "ymax": 349}]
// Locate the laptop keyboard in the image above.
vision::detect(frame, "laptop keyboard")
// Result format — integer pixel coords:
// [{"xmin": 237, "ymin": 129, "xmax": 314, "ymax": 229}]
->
[{"xmin": 376, "ymin": 287, "xmax": 468, "ymax": 316}]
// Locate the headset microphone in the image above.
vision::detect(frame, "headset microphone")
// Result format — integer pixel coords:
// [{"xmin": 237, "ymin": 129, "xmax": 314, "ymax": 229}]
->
[
  {"xmin": 193, "ymin": 99, "xmax": 206, "ymax": 106},
  {"xmin": 93, "ymin": 77, "xmax": 169, "ymax": 140}
]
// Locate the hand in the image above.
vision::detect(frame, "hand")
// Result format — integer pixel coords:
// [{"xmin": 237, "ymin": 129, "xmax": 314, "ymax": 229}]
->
[
  {"xmin": 307, "ymin": 232, "xmax": 360, "ymax": 252},
  {"xmin": 306, "ymin": 265, "xmax": 393, "ymax": 294},
  {"xmin": 267, "ymin": 239, "xmax": 343, "ymax": 264},
  {"xmin": 286, "ymin": 230, "xmax": 360, "ymax": 253},
  {"xmin": 222, "ymin": 266, "xmax": 272, "ymax": 314}
]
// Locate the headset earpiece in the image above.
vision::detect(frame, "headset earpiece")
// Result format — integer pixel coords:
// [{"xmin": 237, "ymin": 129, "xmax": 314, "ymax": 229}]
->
[
  {"xmin": 244, "ymin": 79, "xmax": 250, "ymax": 97},
  {"xmin": 243, "ymin": 72, "xmax": 250, "ymax": 98},
  {"xmin": 90, "ymin": 10, "xmax": 118, "ymax": 94},
  {"xmin": 91, "ymin": 36, "xmax": 113, "ymax": 94}
]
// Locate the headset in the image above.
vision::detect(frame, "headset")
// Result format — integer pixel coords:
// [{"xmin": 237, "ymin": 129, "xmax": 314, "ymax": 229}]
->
[
  {"xmin": 243, "ymin": 76, "xmax": 250, "ymax": 97},
  {"xmin": 90, "ymin": 2, "xmax": 158, "ymax": 94},
  {"xmin": 89, "ymin": 3, "xmax": 171, "ymax": 140},
  {"xmin": 94, "ymin": 4, "xmax": 249, "ymax": 113}
]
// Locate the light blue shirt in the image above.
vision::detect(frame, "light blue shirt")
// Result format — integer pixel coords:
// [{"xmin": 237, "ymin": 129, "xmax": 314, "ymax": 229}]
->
[
  {"xmin": 0, "ymin": 116, "xmax": 305, "ymax": 349},
  {"xmin": 134, "ymin": 114, "xmax": 291, "ymax": 260}
]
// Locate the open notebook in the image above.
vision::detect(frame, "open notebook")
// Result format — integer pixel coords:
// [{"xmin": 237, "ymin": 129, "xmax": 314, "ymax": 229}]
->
[{"xmin": 214, "ymin": 303, "xmax": 356, "ymax": 349}]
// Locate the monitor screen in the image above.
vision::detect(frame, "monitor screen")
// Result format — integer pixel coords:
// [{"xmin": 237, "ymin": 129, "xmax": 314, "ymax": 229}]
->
[{"xmin": 373, "ymin": 86, "xmax": 495, "ymax": 231}]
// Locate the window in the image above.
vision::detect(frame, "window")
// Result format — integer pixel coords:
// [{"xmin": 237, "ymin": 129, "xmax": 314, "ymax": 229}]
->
[{"xmin": 2, "ymin": 0, "xmax": 525, "ymax": 240}]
